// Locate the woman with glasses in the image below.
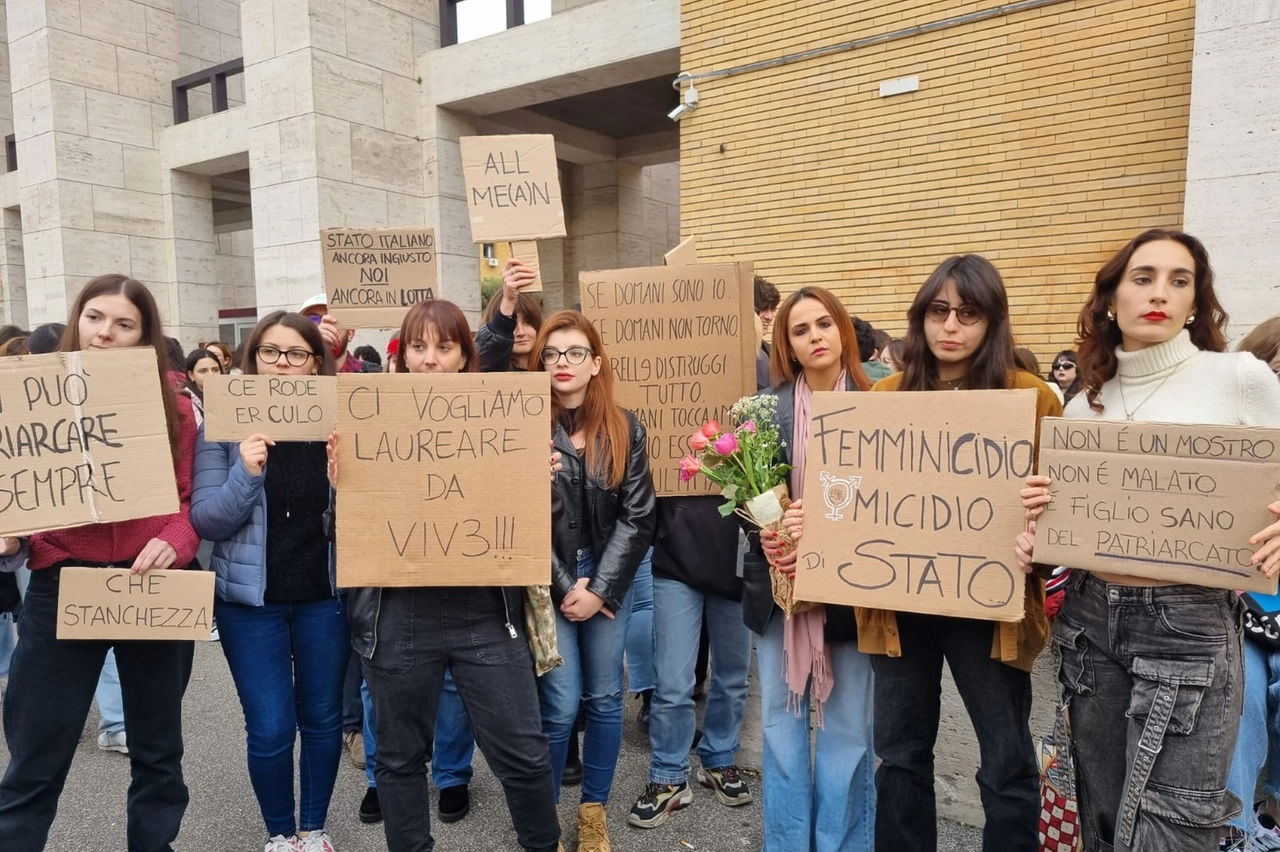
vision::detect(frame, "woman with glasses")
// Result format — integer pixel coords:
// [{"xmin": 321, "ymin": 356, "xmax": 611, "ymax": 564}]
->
[
  {"xmin": 533, "ymin": 310, "xmax": 657, "ymax": 852},
  {"xmin": 334, "ymin": 300, "xmax": 562, "ymax": 852},
  {"xmin": 1048, "ymin": 350, "xmax": 1081, "ymax": 405},
  {"xmin": 191, "ymin": 312, "xmax": 346, "ymax": 852},
  {"xmin": 771, "ymin": 257, "xmax": 1062, "ymax": 852}
]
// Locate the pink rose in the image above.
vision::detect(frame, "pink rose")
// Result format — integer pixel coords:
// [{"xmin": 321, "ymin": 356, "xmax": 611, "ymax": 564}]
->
[
  {"xmin": 738, "ymin": 420, "xmax": 757, "ymax": 434},
  {"xmin": 700, "ymin": 420, "xmax": 721, "ymax": 439},
  {"xmin": 689, "ymin": 432, "xmax": 710, "ymax": 451},
  {"xmin": 678, "ymin": 455, "xmax": 703, "ymax": 482},
  {"xmin": 712, "ymin": 433, "xmax": 739, "ymax": 456}
]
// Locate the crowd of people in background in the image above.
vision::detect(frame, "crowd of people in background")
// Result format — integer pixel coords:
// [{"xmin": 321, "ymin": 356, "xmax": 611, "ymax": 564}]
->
[{"xmin": 2, "ymin": 228, "xmax": 1280, "ymax": 852}]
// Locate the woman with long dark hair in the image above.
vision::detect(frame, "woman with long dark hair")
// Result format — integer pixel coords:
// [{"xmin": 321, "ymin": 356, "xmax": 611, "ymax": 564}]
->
[
  {"xmin": 182, "ymin": 347, "xmax": 223, "ymax": 427},
  {"xmin": 191, "ymin": 312, "xmax": 344, "ymax": 852},
  {"xmin": 337, "ymin": 300, "xmax": 562, "ymax": 852},
  {"xmin": 534, "ymin": 310, "xmax": 656, "ymax": 852},
  {"xmin": 0, "ymin": 274, "xmax": 200, "ymax": 852},
  {"xmin": 751, "ymin": 286, "xmax": 877, "ymax": 852},
  {"xmin": 1018, "ymin": 230, "xmax": 1280, "ymax": 851}
]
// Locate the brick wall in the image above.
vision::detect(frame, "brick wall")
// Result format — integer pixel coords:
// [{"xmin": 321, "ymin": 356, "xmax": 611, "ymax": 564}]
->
[{"xmin": 680, "ymin": 0, "xmax": 1194, "ymax": 362}]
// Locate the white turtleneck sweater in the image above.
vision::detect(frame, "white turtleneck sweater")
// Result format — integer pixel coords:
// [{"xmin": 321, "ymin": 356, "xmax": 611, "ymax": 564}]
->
[{"xmin": 1063, "ymin": 330, "xmax": 1280, "ymax": 428}]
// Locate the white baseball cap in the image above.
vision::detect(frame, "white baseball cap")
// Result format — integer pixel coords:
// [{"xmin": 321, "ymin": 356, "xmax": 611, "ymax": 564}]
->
[{"xmin": 299, "ymin": 293, "xmax": 327, "ymax": 314}]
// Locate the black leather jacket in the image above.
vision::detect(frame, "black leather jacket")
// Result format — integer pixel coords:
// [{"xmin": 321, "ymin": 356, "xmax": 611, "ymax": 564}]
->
[{"xmin": 551, "ymin": 409, "xmax": 656, "ymax": 613}]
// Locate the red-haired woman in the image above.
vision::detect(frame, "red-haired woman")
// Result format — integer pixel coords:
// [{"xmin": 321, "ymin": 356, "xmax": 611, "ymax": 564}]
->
[
  {"xmin": 751, "ymin": 286, "xmax": 877, "ymax": 852},
  {"xmin": 1018, "ymin": 230, "xmax": 1280, "ymax": 851},
  {"xmin": 333, "ymin": 300, "xmax": 561, "ymax": 852},
  {"xmin": 533, "ymin": 310, "xmax": 657, "ymax": 851},
  {"xmin": 0, "ymin": 274, "xmax": 200, "ymax": 852}
]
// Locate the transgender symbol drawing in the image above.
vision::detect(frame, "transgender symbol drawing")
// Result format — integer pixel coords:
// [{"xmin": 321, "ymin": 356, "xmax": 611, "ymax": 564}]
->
[{"xmin": 820, "ymin": 471, "xmax": 862, "ymax": 521}]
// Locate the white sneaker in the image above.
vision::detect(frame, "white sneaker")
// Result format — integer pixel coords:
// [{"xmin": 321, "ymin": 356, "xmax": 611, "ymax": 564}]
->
[
  {"xmin": 1253, "ymin": 801, "xmax": 1280, "ymax": 852},
  {"xmin": 97, "ymin": 730, "xmax": 128, "ymax": 754},
  {"xmin": 298, "ymin": 830, "xmax": 335, "ymax": 852},
  {"xmin": 264, "ymin": 835, "xmax": 297, "ymax": 852}
]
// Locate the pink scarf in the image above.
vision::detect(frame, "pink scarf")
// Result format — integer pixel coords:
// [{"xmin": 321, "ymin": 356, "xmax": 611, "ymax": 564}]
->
[{"xmin": 783, "ymin": 370, "xmax": 845, "ymax": 725}]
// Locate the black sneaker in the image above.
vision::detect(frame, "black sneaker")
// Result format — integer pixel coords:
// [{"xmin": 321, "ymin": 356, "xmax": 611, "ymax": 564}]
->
[
  {"xmin": 359, "ymin": 786, "xmax": 382, "ymax": 824},
  {"xmin": 697, "ymin": 766, "xmax": 753, "ymax": 807},
  {"xmin": 438, "ymin": 784, "xmax": 469, "ymax": 823},
  {"xmin": 627, "ymin": 781, "xmax": 693, "ymax": 828}
]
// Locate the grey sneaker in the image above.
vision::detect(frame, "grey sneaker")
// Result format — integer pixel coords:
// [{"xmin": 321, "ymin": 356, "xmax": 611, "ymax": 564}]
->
[
  {"xmin": 697, "ymin": 765, "xmax": 753, "ymax": 806},
  {"xmin": 628, "ymin": 781, "xmax": 693, "ymax": 828},
  {"xmin": 97, "ymin": 730, "xmax": 128, "ymax": 754}
]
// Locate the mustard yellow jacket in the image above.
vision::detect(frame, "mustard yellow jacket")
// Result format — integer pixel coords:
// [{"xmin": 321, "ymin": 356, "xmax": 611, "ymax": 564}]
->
[{"xmin": 853, "ymin": 370, "xmax": 1063, "ymax": 673}]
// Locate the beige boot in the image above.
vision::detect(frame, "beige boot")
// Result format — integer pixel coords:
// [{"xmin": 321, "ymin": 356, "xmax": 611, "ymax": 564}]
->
[{"xmin": 577, "ymin": 802, "xmax": 612, "ymax": 852}]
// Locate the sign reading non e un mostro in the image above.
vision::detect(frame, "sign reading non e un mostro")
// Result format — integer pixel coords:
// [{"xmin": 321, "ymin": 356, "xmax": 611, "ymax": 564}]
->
[
  {"xmin": 0, "ymin": 349, "xmax": 179, "ymax": 537},
  {"xmin": 1035, "ymin": 418, "xmax": 1280, "ymax": 593},
  {"xmin": 322, "ymin": 227, "xmax": 437, "ymax": 329},
  {"xmin": 792, "ymin": 390, "xmax": 1039, "ymax": 622}
]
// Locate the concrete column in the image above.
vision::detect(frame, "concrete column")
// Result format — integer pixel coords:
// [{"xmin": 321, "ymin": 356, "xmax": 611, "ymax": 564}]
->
[
  {"xmin": 242, "ymin": 0, "xmax": 436, "ymax": 315},
  {"xmin": 161, "ymin": 169, "xmax": 217, "ymax": 342},
  {"xmin": 417, "ymin": 101, "xmax": 478, "ymax": 315},
  {"xmin": 6, "ymin": 0, "xmax": 207, "ymax": 330},
  {"xmin": 1182, "ymin": 1, "xmax": 1280, "ymax": 338},
  {"xmin": 0, "ymin": 209, "xmax": 28, "ymax": 326}
]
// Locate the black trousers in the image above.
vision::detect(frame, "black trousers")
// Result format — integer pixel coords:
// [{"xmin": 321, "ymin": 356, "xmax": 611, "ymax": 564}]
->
[
  {"xmin": 0, "ymin": 567, "xmax": 194, "ymax": 852},
  {"xmin": 362, "ymin": 586, "xmax": 559, "ymax": 852}
]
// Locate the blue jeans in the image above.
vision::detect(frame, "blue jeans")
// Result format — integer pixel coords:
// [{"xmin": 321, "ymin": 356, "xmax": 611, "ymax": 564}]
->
[
  {"xmin": 362, "ymin": 680, "xmax": 377, "ymax": 787},
  {"xmin": 625, "ymin": 550, "xmax": 655, "ymax": 694},
  {"xmin": 432, "ymin": 668, "xmax": 476, "ymax": 789},
  {"xmin": 539, "ymin": 549, "xmax": 633, "ymax": 804},
  {"xmin": 757, "ymin": 610, "xmax": 875, "ymax": 852},
  {"xmin": 1228, "ymin": 639, "xmax": 1270, "ymax": 831},
  {"xmin": 216, "ymin": 597, "xmax": 349, "ymax": 836},
  {"xmin": 0, "ymin": 613, "xmax": 14, "ymax": 679},
  {"xmin": 96, "ymin": 649, "xmax": 125, "ymax": 735},
  {"xmin": 648, "ymin": 575, "xmax": 751, "ymax": 783}
]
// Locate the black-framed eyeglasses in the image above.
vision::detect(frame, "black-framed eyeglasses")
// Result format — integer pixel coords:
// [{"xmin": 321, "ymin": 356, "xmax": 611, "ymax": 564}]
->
[
  {"xmin": 1052, "ymin": 362, "xmax": 1076, "ymax": 371},
  {"xmin": 255, "ymin": 344, "xmax": 317, "ymax": 367},
  {"xmin": 924, "ymin": 301, "xmax": 984, "ymax": 325},
  {"xmin": 540, "ymin": 346, "xmax": 593, "ymax": 366}
]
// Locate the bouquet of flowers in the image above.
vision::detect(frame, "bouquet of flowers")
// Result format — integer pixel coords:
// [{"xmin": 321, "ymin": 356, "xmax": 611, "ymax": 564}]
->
[{"xmin": 678, "ymin": 395, "xmax": 814, "ymax": 616}]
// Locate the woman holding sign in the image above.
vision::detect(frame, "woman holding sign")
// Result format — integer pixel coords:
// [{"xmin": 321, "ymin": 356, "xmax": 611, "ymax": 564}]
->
[
  {"xmin": 190, "ymin": 311, "xmax": 345, "ymax": 852},
  {"xmin": 750, "ymin": 286, "xmax": 876, "ymax": 852},
  {"xmin": 1017, "ymin": 230, "xmax": 1280, "ymax": 852},
  {"xmin": 0, "ymin": 274, "xmax": 201, "ymax": 852},
  {"xmin": 337, "ymin": 299, "xmax": 563, "ymax": 852},
  {"xmin": 534, "ymin": 309, "xmax": 657, "ymax": 852},
  {"xmin": 765, "ymin": 259, "xmax": 1063, "ymax": 852}
]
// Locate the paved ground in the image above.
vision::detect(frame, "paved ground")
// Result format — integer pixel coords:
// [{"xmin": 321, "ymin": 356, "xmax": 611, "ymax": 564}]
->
[{"xmin": 0, "ymin": 642, "xmax": 983, "ymax": 850}]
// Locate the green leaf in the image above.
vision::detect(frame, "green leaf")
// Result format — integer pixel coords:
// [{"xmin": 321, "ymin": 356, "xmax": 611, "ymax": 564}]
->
[{"xmin": 718, "ymin": 499, "xmax": 736, "ymax": 517}]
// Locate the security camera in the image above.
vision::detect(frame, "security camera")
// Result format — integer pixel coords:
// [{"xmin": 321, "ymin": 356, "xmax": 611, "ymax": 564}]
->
[{"xmin": 669, "ymin": 75, "xmax": 699, "ymax": 123}]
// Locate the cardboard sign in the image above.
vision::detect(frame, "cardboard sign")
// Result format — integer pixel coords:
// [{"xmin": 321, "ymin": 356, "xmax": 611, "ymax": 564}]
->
[
  {"xmin": 580, "ymin": 263, "xmax": 757, "ymax": 496},
  {"xmin": 1035, "ymin": 419, "xmax": 1280, "ymax": 592},
  {"xmin": 664, "ymin": 235, "xmax": 698, "ymax": 266},
  {"xmin": 0, "ymin": 349, "xmax": 179, "ymax": 537},
  {"xmin": 203, "ymin": 375, "xmax": 337, "ymax": 442},
  {"xmin": 509, "ymin": 240, "xmax": 542, "ymax": 292},
  {"xmin": 335, "ymin": 372, "xmax": 552, "ymax": 587},
  {"xmin": 321, "ymin": 227, "xmax": 437, "ymax": 328},
  {"xmin": 56, "ymin": 567, "xmax": 215, "ymax": 640},
  {"xmin": 792, "ymin": 390, "xmax": 1038, "ymax": 622},
  {"xmin": 460, "ymin": 134, "xmax": 566, "ymax": 242}
]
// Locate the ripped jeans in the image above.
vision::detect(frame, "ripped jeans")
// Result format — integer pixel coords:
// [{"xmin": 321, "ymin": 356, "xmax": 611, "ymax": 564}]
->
[{"xmin": 1054, "ymin": 571, "xmax": 1243, "ymax": 852}]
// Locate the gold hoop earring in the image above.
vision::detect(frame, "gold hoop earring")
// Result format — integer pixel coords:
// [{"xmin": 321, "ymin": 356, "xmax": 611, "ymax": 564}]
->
[
  {"xmin": 1106, "ymin": 309, "xmax": 1115, "ymax": 322},
  {"xmin": 1185, "ymin": 314, "xmax": 1196, "ymax": 326}
]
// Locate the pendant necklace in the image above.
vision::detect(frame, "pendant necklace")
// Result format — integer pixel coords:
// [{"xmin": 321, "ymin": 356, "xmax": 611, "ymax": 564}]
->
[{"xmin": 1117, "ymin": 363, "xmax": 1184, "ymax": 421}]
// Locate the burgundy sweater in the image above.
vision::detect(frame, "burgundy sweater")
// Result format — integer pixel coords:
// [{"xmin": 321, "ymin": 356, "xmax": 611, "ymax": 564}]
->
[{"xmin": 28, "ymin": 394, "xmax": 200, "ymax": 570}]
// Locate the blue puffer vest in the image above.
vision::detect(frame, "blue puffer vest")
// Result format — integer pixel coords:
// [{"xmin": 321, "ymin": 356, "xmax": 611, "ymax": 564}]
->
[{"xmin": 190, "ymin": 425, "xmax": 336, "ymax": 605}]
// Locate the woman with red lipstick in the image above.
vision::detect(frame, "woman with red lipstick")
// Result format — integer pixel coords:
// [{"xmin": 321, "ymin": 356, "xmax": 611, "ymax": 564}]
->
[
  {"xmin": 0, "ymin": 274, "xmax": 200, "ymax": 852},
  {"xmin": 533, "ymin": 310, "xmax": 656, "ymax": 852},
  {"xmin": 1017, "ymin": 230, "xmax": 1280, "ymax": 851},
  {"xmin": 753, "ymin": 286, "xmax": 877, "ymax": 852}
]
